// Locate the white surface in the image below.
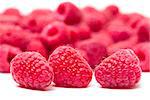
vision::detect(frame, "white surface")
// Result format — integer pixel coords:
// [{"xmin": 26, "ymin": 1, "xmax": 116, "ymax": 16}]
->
[
  {"xmin": 0, "ymin": 0, "xmax": 150, "ymax": 100},
  {"xmin": 0, "ymin": 73, "xmax": 150, "ymax": 100}
]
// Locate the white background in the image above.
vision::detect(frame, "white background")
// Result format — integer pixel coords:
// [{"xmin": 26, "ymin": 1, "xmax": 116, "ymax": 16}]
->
[{"xmin": 0, "ymin": 0, "xmax": 150, "ymax": 100}]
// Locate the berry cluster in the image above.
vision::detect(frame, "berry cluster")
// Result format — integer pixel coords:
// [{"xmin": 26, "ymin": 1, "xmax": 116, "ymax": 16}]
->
[{"xmin": 0, "ymin": 2, "xmax": 149, "ymax": 90}]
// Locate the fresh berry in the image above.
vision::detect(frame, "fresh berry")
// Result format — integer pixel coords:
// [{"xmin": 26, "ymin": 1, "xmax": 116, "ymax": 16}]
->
[
  {"xmin": 103, "ymin": 5, "xmax": 119, "ymax": 21},
  {"xmin": 26, "ymin": 39, "xmax": 48, "ymax": 59},
  {"xmin": 75, "ymin": 39, "xmax": 108, "ymax": 69},
  {"xmin": 56, "ymin": 2, "xmax": 82, "ymax": 25},
  {"xmin": 107, "ymin": 36, "xmax": 138, "ymax": 55},
  {"xmin": 48, "ymin": 46, "xmax": 92, "ymax": 88},
  {"xmin": 3, "ymin": 8, "xmax": 21, "ymax": 17},
  {"xmin": 10, "ymin": 52, "xmax": 54, "ymax": 90},
  {"xmin": 82, "ymin": 7, "xmax": 106, "ymax": 32},
  {"xmin": 136, "ymin": 19, "xmax": 150, "ymax": 42},
  {"xmin": 133, "ymin": 42, "xmax": 150, "ymax": 72},
  {"xmin": 106, "ymin": 25, "xmax": 133, "ymax": 42},
  {"xmin": 40, "ymin": 22, "xmax": 69, "ymax": 49},
  {"xmin": 92, "ymin": 30, "xmax": 113, "ymax": 46},
  {"xmin": 95, "ymin": 49, "xmax": 141, "ymax": 88},
  {"xmin": 0, "ymin": 44, "xmax": 22, "ymax": 73},
  {"xmin": 0, "ymin": 29, "xmax": 33, "ymax": 50}
]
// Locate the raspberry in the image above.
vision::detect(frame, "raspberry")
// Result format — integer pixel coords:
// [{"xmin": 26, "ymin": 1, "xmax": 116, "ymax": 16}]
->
[
  {"xmin": 107, "ymin": 36, "xmax": 138, "ymax": 55},
  {"xmin": 26, "ymin": 39, "xmax": 48, "ymax": 59},
  {"xmin": 56, "ymin": 2, "xmax": 82, "ymax": 25},
  {"xmin": 127, "ymin": 13, "xmax": 144, "ymax": 29},
  {"xmin": 75, "ymin": 39, "xmax": 108, "ymax": 69},
  {"xmin": 133, "ymin": 42, "xmax": 150, "ymax": 72},
  {"xmin": 82, "ymin": 7, "xmax": 106, "ymax": 32},
  {"xmin": 40, "ymin": 22, "xmax": 69, "ymax": 49},
  {"xmin": 0, "ymin": 29, "xmax": 33, "ymax": 50},
  {"xmin": 103, "ymin": 5, "xmax": 119, "ymax": 21},
  {"xmin": 20, "ymin": 14, "xmax": 55, "ymax": 32},
  {"xmin": 92, "ymin": 30, "xmax": 113, "ymax": 46},
  {"xmin": 3, "ymin": 8, "xmax": 21, "ymax": 17},
  {"xmin": 48, "ymin": 46, "xmax": 92, "ymax": 88},
  {"xmin": 136, "ymin": 19, "xmax": 150, "ymax": 42},
  {"xmin": 10, "ymin": 52, "xmax": 54, "ymax": 90},
  {"xmin": 95, "ymin": 49, "xmax": 141, "ymax": 88},
  {"xmin": 0, "ymin": 44, "xmax": 22, "ymax": 73},
  {"xmin": 106, "ymin": 25, "xmax": 132, "ymax": 42}
]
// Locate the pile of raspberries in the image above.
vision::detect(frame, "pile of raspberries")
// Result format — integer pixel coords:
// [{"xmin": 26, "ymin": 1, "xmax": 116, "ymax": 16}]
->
[{"xmin": 0, "ymin": 2, "xmax": 149, "ymax": 90}]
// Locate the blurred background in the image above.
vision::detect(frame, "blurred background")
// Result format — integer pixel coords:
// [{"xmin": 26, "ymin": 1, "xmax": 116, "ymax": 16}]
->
[{"xmin": 0, "ymin": 0, "xmax": 150, "ymax": 16}]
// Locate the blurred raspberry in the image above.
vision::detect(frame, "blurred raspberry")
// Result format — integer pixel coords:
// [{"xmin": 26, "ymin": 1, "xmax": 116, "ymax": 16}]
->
[
  {"xmin": 56, "ymin": 2, "xmax": 82, "ymax": 25},
  {"xmin": 75, "ymin": 39, "xmax": 108, "ymax": 69},
  {"xmin": 0, "ymin": 44, "xmax": 22, "ymax": 73},
  {"xmin": 133, "ymin": 42, "xmax": 150, "ymax": 72}
]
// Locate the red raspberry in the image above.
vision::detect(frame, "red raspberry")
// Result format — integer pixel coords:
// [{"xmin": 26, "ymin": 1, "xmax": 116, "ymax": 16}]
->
[
  {"xmin": 136, "ymin": 19, "xmax": 150, "ymax": 42},
  {"xmin": 26, "ymin": 39, "xmax": 48, "ymax": 59},
  {"xmin": 95, "ymin": 49, "xmax": 141, "ymax": 88},
  {"xmin": 3, "ymin": 8, "xmax": 21, "ymax": 17},
  {"xmin": 56, "ymin": 2, "xmax": 82, "ymax": 25},
  {"xmin": 10, "ymin": 52, "xmax": 54, "ymax": 90},
  {"xmin": 67, "ymin": 23, "xmax": 91, "ymax": 42},
  {"xmin": 127, "ymin": 13, "xmax": 144, "ymax": 29},
  {"xmin": 40, "ymin": 22, "xmax": 69, "ymax": 49},
  {"xmin": 107, "ymin": 36, "xmax": 138, "ymax": 55},
  {"xmin": 103, "ymin": 5, "xmax": 119, "ymax": 21},
  {"xmin": 0, "ymin": 44, "xmax": 22, "ymax": 73},
  {"xmin": 82, "ymin": 7, "xmax": 106, "ymax": 32},
  {"xmin": 106, "ymin": 25, "xmax": 133, "ymax": 42},
  {"xmin": 20, "ymin": 14, "xmax": 55, "ymax": 32},
  {"xmin": 92, "ymin": 30, "xmax": 113, "ymax": 46},
  {"xmin": 0, "ymin": 29, "xmax": 33, "ymax": 50},
  {"xmin": 48, "ymin": 46, "xmax": 92, "ymax": 88},
  {"xmin": 133, "ymin": 42, "xmax": 150, "ymax": 72},
  {"xmin": 75, "ymin": 39, "xmax": 108, "ymax": 69}
]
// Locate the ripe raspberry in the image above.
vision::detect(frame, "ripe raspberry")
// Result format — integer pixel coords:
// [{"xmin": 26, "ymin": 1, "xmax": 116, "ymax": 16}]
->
[
  {"xmin": 56, "ymin": 2, "xmax": 82, "ymax": 25},
  {"xmin": 20, "ymin": 14, "xmax": 55, "ymax": 32},
  {"xmin": 106, "ymin": 25, "xmax": 132, "ymax": 42},
  {"xmin": 107, "ymin": 36, "xmax": 138, "ymax": 55},
  {"xmin": 0, "ymin": 44, "xmax": 22, "ymax": 73},
  {"xmin": 0, "ymin": 29, "xmax": 34, "ymax": 50},
  {"xmin": 95, "ymin": 49, "xmax": 141, "ymax": 88},
  {"xmin": 133, "ymin": 42, "xmax": 150, "ymax": 72},
  {"xmin": 26, "ymin": 39, "xmax": 48, "ymax": 59},
  {"xmin": 10, "ymin": 52, "xmax": 54, "ymax": 90},
  {"xmin": 92, "ymin": 30, "xmax": 113, "ymax": 46},
  {"xmin": 40, "ymin": 22, "xmax": 69, "ymax": 49},
  {"xmin": 103, "ymin": 5, "xmax": 119, "ymax": 21},
  {"xmin": 48, "ymin": 46, "xmax": 92, "ymax": 88},
  {"xmin": 82, "ymin": 7, "xmax": 106, "ymax": 32},
  {"xmin": 75, "ymin": 39, "xmax": 108, "ymax": 69},
  {"xmin": 3, "ymin": 8, "xmax": 21, "ymax": 17},
  {"xmin": 136, "ymin": 19, "xmax": 150, "ymax": 42}
]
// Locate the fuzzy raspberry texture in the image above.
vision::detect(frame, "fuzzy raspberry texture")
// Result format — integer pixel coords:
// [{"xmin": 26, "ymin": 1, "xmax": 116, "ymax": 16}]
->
[
  {"xmin": 10, "ymin": 52, "xmax": 54, "ymax": 90},
  {"xmin": 56, "ymin": 2, "xmax": 82, "ymax": 25},
  {"xmin": 0, "ymin": 44, "xmax": 22, "ymax": 73},
  {"xmin": 133, "ymin": 42, "xmax": 150, "ymax": 72},
  {"xmin": 48, "ymin": 46, "xmax": 92, "ymax": 88},
  {"xmin": 75, "ymin": 39, "xmax": 108, "ymax": 69},
  {"xmin": 95, "ymin": 49, "xmax": 141, "ymax": 88}
]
